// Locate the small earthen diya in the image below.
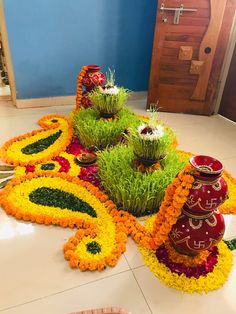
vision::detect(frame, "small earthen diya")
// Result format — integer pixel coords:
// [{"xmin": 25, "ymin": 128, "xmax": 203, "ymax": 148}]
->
[{"xmin": 76, "ymin": 152, "xmax": 97, "ymax": 166}]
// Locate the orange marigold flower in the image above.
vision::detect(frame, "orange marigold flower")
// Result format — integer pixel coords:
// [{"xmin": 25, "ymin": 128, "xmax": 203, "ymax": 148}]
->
[
  {"xmin": 75, "ymin": 229, "xmax": 85, "ymax": 240},
  {"xmin": 64, "ymin": 250, "xmax": 75, "ymax": 260},
  {"xmin": 63, "ymin": 242, "xmax": 75, "ymax": 252},
  {"xmin": 69, "ymin": 257, "xmax": 79, "ymax": 268},
  {"xmin": 68, "ymin": 236, "xmax": 79, "ymax": 246}
]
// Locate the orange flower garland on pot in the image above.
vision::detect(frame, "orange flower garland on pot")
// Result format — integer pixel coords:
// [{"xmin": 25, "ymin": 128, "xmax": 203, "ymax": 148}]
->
[
  {"xmin": 75, "ymin": 65, "xmax": 106, "ymax": 110},
  {"xmin": 75, "ymin": 66, "xmax": 88, "ymax": 110},
  {"xmin": 151, "ymin": 164, "xmax": 195, "ymax": 249},
  {"xmin": 128, "ymin": 164, "xmax": 195, "ymax": 250}
]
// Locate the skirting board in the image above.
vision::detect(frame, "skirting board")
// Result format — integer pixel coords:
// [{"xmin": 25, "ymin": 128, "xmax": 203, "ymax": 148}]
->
[{"xmin": 15, "ymin": 92, "xmax": 147, "ymax": 109}]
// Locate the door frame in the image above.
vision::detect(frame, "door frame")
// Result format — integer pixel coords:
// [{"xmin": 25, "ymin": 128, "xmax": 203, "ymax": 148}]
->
[
  {"xmin": 214, "ymin": 11, "xmax": 236, "ymax": 114},
  {"xmin": 0, "ymin": 0, "xmax": 16, "ymax": 105}
]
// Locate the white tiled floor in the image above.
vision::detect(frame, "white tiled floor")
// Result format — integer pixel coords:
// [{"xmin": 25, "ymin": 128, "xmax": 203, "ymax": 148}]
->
[{"xmin": 0, "ymin": 99, "xmax": 236, "ymax": 314}]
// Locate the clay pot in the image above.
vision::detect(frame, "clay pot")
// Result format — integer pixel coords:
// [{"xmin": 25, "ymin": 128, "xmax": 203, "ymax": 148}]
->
[
  {"xmin": 81, "ymin": 91, "xmax": 92, "ymax": 109},
  {"xmin": 99, "ymin": 110, "xmax": 119, "ymax": 119},
  {"xmin": 169, "ymin": 155, "xmax": 227, "ymax": 256},
  {"xmin": 134, "ymin": 154, "xmax": 165, "ymax": 167},
  {"xmin": 82, "ymin": 64, "xmax": 105, "ymax": 92}
]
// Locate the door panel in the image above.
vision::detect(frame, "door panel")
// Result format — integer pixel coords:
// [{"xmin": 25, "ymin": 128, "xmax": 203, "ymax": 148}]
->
[
  {"xmin": 147, "ymin": 0, "xmax": 236, "ymax": 115},
  {"xmin": 219, "ymin": 43, "xmax": 236, "ymax": 122}
]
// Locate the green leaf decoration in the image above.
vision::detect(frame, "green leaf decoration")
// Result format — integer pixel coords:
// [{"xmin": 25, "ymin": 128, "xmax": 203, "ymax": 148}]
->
[
  {"xmin": 224, "ymin": 238, "xmax": 236, "ymax": 251},
  {"xmin": 0, "ymin": 172, "xmax": 13, "ymax": 179},
  {"xmin": 41, "ymin": 163, "xmax": 55, "ymax": 171},
  {"xmin": 29, "ymin": 187, "xmax": 97, "ymax": 217},
  {"xmin": 21, "ymin": 130, "xmax": 62, "ymax": 155},
  {"xmin": 0, "ymin": 165, "xmax": 14, "ymax": 171},
  {"xmin": 0, "ymin": 179, "xmax": 12, "ymax": 189},
  {"xmin": 86, "ymin": 241, "xmax": 101, "ymax": 254}
]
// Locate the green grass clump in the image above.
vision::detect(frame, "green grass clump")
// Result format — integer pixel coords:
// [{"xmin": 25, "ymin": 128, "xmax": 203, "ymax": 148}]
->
[
  {"xmin": 98, "ymin": 145, "xmax": 189, "ymax": 216},
  {"xmin": 73, "ymin": 107, "xmax": 139, "ymax": 150},
  {"xmin": 128, "ymin": 126, "xmax": 173, "ymax": 161},
  {"xmin": 89, "ymin": 87, "xmax": 130, "ymax": 114}
]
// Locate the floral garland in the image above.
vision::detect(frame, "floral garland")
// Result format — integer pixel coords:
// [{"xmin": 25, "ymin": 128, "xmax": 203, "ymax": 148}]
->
[
  {"xmin": 138, "ymin": 216, "xmax": 233, "ymax": 293},
  {"xmin": 151, "ymin": 164, "xmax": 194, "ymax": 249},
  {"xmin": 0, "ymin": 115, "xmax": 73, "ymax": 166},
  {"xmin": 127, "ymin": 164, "xmax": 195, "ymax": 250},
  {"xmin": 76, "ymin": 65, "xmax": 88, "ymax": 110}
]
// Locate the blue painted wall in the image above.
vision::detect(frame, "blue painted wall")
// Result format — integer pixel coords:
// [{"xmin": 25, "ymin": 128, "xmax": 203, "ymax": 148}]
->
[{"xmin": 4, "ymin": 0, "xmax": 157, "ymax": 99}]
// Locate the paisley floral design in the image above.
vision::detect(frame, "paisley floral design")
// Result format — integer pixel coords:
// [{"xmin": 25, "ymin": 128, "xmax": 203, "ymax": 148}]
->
[
  {"xmin": 0, "ymin": 172, "xmax": 127, "ymax": 271},
  {"xmin": 0, "ymin": 115, "xmax": 72, "ymax": 166}
]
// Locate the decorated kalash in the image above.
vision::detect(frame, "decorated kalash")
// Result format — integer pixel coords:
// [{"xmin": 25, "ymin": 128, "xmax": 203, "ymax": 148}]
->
[{"xmin": 0, "ymin": 64, "xmax": 236, "ymax": 294}]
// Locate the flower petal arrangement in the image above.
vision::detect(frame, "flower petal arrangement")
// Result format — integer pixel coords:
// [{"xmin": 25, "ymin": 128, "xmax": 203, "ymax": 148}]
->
[
  {"xmin": 0, "ymin": 115, "xmax": 73, "ymax": 166},
  {"xmin": 0, "ymin": 112, "xmax": 236, "ymax": 295},
  {"xmin": 138, "ymin": 216, "xmax": 233, "ymax": 294},
  {"xmin": 15, "ymin": 152, "xmax": 81, "ymax": 178}
]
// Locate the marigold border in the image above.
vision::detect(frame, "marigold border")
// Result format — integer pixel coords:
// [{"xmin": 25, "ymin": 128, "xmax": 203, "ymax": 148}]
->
[{"xmin": 0, "ymin": 114, "xmax": 73, "ymax": 166}]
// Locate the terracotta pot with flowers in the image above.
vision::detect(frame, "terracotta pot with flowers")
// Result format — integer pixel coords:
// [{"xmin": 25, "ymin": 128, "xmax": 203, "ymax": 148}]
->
[{"xmin": 89, "ymin": 70, "xmax": 130, "ymax": 118}]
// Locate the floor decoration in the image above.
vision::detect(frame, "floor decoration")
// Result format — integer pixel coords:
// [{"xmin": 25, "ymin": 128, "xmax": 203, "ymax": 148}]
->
[
  {"xmin": 138, "ymin": 214, "xmax": 233, "ymax": 293},
  {"xmin": 1, "ymin": 63, "xmax": 235, "ymax": 296},
  {"xmin": 0, "ymin": 115, "xmax": 73, "ymax": 166}
]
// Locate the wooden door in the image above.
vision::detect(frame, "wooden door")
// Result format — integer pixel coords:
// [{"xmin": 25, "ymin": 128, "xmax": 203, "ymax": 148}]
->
[
  {"xmin": 147, "ymin": 0, "xmax": 236, "ymax": 115},
  {"xmin": 219, "ymin": 43, "xmax": 236, "ymax": 122}
]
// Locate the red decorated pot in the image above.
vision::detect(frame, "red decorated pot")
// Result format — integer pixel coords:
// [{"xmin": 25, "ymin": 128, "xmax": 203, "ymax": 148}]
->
[
  {"xmin": 81, "ymin": 91, "xmax": 92, "ymax": 109},
  {"xmin": 169, "ymin": 208, "xmax": 225, "ymax": 256},
  {"xmin": 186, "ymin": 155, "xmax": 228, "ymax": 216},
  {"xmin": 82, "ymin": 64, "xmax": 105, "ymax": 92},
  {"xmin": 169, "ymin": 155, "xmax": 227, "ymax": 256}
]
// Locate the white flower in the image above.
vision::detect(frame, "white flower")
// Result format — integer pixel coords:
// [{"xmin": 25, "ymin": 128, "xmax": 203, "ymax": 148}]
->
[
  {"xmin": 101, "ymin": 85, "xmax": 119, "ymax": 95},
  {"xmin": 138, "ymin": 124, "xmax": 164, "ymax": 141}
]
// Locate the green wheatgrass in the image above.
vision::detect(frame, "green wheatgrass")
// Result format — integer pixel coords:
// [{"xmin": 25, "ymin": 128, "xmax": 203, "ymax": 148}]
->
[
  {"xmin": 98, "ymin": 145, "xmax": 188, "ymax": 216},
  {"xmin": 73, "ymin": 107, "xmax": 139, "ymax": 150},
  {"xmin": 128, "ymin": 127, "xmax": 173, "ymax": 161},
  {"xmin": 89, "ymin": 87, "xmax": 130, "ymax": 114}
]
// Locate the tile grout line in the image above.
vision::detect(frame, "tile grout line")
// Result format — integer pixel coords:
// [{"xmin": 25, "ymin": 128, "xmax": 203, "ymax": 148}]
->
[
  {"xmin": 123, "ymin": 253, "xmax": 153, "ymax": 314},
  {"xmin": 0, "ymin": 268, "xmax": 132, "ymax": 312},
  {"xmin": 130, "ymin": 267, "xmax": 153, "ymax": 314}
]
